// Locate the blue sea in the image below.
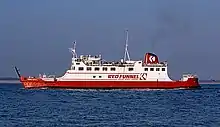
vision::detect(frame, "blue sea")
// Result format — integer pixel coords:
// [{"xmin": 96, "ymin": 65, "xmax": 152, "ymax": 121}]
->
[{"xmin": 0, "ymin": 83, "xmax": 220, "ymax": 127}]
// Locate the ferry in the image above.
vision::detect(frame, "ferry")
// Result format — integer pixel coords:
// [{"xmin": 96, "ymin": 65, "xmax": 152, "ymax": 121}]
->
[{"xmin": 15, "ymin": 30, "xmax": 200, "ymax": 89}]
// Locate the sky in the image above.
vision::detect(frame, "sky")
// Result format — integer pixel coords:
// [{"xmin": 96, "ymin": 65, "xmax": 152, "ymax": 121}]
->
[{"xmin": 0, "ymin": 0, "xmax": 220, "ymax": 80}]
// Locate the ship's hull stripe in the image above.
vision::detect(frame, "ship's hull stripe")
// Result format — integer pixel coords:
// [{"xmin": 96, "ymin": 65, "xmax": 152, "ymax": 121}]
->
[{"xmin": 21, "ymin": 78, "xmax": 199, "ymax": 89}]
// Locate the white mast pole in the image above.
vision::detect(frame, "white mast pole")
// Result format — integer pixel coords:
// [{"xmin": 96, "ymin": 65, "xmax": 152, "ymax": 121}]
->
[
  {"xmin": 69, "ymin": 40, "xmax": 77, "ymax": 60},
  {"xmin": 73, "ymin": 40, "xmax": 77, "ymax": 58},
  {"xmin": 123, "ymin": 29, "xmax": 130, "ymax": 62}
]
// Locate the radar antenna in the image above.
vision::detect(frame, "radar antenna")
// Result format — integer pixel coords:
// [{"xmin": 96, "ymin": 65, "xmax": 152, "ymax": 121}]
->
[
  {"xmin": 123, "ymin": 29, "xmax": 130, "ymax": 62},
  {"xmin": 69, "ymin": 41, "xmax": 77, "ymax": 59}
]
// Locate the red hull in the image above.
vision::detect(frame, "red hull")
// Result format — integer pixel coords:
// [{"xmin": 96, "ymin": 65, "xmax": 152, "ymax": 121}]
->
[{"xmin": 20, "ymin": 77, "xmax": 200, "ymax": 89}]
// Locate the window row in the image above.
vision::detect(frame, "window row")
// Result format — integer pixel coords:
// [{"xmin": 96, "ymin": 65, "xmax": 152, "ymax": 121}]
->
[
  {"xmin": 144, "ymin": 68, "xmax": 166, "ymax": 71},
  {"xmin": 75, "ymin": 67, "xmax": 166, "ymax": 71},
  {"xmin": 93, "ymin": 76, "xmax": 102, "ymax": 78},
  {"xmin": 78, "ymin": 67, "xmax": 116, "ymax": 71}
]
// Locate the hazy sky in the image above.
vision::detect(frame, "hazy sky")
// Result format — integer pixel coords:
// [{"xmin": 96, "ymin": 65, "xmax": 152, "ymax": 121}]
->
[{"xmin": 0, "ymin": 0, "xmax": 220, "ymax": 80}]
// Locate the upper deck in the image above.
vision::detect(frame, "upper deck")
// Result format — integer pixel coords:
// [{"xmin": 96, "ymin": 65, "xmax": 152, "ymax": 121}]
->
[{"xmin": 72, "ymin": 54, "xmax": 167, "ymax": 68}]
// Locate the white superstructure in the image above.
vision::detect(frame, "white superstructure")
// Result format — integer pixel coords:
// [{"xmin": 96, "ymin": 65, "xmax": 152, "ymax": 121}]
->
[
  {"xmin": 57, "ymin": 30, "xmax": 173, "ymax": 82},
  {"xmin": 39, "ymin": 30, "xmax": 196, "ymax": 82}
]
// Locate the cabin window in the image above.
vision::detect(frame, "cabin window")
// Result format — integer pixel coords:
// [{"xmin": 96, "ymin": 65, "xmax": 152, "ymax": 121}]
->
[
  {"xmin": 95, "ymin": 67, "xmax": 100, "ymax": 71},
  {"xmin": 76, "ymin": 63, "xmax": 80, "ymax": 65},
  {"xmin": 162, "ymin": 68, "xmax": 166, "ymax": 71},
  {"xmin": 76, "ymin": 59, "xmax": 81, "ymax": 62},
  {"xmin": 150, "ymin": 68, "xmax": 154, "ymax": 71},
  {"xmin": 156, "ymin": 68, "xmax": 160, "ymax": 71},
  {"xmin": 144, "ymin": 68, "xmax": 148, "ymax": 71},
  {"xmin": 103, "ymin": 67, "xmax": 108, "ymax": 71},
  {"xmin": 78, "ymin": 67, "xmax": 84, "ymax": 71},
  {"xmin": 87, "ymin": 67, "xmax": 92, "ymax": 71},
  {"xmin": 111, "ymin": 67, "xmax": 116, "ymax": 71},
  {"xmin": 71, "ymin": 66, "xmax": 75, "ymax": 70},
  {"xmin": 99, "ymin": 76, "xmax": 102, "ymax": 78},
  {"xmin": 128, "ymin": 68, "xmax": 133, "ymax": 71},
  {"xmin": 93, "ymin": 76, "xmax": 96, "ymax": 78}
]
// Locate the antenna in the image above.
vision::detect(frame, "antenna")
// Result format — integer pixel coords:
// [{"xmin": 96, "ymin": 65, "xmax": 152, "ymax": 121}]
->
[
  {"xmin": 69, "ymin": 40, "xmax": 77, "ymax": 59},
  {"xmin": 123, "ymin": 29, "xmax": 130, "ymax": 62}
]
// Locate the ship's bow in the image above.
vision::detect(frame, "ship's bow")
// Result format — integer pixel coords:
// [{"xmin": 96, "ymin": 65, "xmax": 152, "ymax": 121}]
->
[{"xmin": 20, "ymin": 76, "xmax": 45, "ymax": 89}]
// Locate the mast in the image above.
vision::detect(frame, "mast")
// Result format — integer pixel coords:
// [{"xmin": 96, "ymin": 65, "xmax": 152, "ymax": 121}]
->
[
  {"xmin": 69, "ymin": 41, "xmax": 77, "ymax": 60},
  {"xmin": 123, "ymin": 29, "xmax": 130, "ymax": 62}
]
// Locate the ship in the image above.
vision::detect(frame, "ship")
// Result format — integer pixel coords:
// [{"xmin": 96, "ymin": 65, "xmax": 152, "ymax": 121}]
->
[{"xmin": 15, "ymin": 30, "xmax": 200, "ymax": 89}]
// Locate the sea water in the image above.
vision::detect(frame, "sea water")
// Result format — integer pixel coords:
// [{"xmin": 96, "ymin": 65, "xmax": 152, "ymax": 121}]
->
[{"xmin": 0, "ymin": 83, "xmax": 219, "ymax": 127}]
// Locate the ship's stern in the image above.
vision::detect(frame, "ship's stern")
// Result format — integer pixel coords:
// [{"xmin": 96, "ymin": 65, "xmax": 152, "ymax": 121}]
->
[
  {"xmin": 181, "ymin": 74, "xmax": 200, "ymax": 88},
  {"xmin": 187, "ymin": 77, "xmax": 200, "ymax": 88}
]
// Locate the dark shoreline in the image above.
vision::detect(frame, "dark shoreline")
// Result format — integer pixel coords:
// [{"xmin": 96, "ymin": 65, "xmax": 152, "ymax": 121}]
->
[
  {"xmin": 0, "ymin": 77, "xmax": 19, "ymax": 80},
  {"xmin": 0, "ymin": 80, "xmax": 20, "ymax": 84}
]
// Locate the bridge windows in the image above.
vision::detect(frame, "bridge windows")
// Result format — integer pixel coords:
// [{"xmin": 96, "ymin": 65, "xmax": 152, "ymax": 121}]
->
[
  {"xmin": 162, "ymin": 68, "xmax": 166, "ymax": 71},
  {"xmin": 93, "ymin": 76, "xmax": 102, "ymax": 78},
  {"xmin": 78, "ymin": 67, "xmax": 84, "ymax": 71},
  {"xmin": 128, "ymin": 68, "xmax": 133, "ymax": 71},
  {"xmin": 150, "ymin": 68, "xmax": 154, "ymax": 71},
  {"xmin": 111, "ymin": 67, "xmax": 116, "ymax": 71},
  {"xmin": 144, "ymin": 68, "xmax": 148, "ymax": 71},
  {"xmin": 87, "ymin": 67, "xmax": 92, "ymax": 71},
  {"xmin": 103, "ymin": 67, "xmax": 108, "ymax": 71},
  {"xmin": 76, "ymin": 63, "xmax": 80, "ymax": 65},
  {"xmin": 71, "ymin": 66, "xmax": 75, "ymax": 70},
  {"xmin": 95, "ymin": 67, "xmax": 100, "ymax": 71},
  {"xmin": 156, "ymin": 68, "xmax": 160, "ymax": 71}
]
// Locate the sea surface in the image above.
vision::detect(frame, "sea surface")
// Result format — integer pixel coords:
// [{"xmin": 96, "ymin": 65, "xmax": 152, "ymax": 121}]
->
[{"xmin": 0, "ymin": 83, "xmax": 220, "ymax": 127}]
